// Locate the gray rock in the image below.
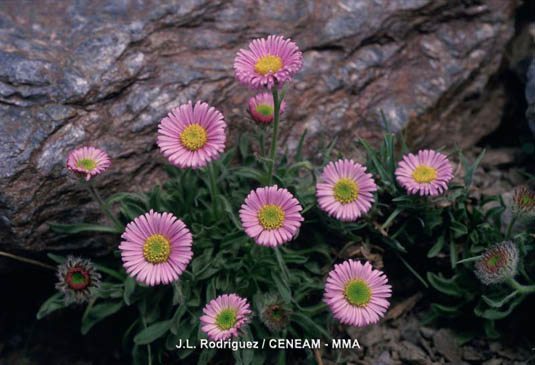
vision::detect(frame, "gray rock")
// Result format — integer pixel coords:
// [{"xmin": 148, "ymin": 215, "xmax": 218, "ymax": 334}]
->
[
  {"xmin": 432, "ymin": 329, "xmax": 462, "ymax": 364},
  {"xmin": 0, "ymin": 0, "xmax": 524, "ymax": 255},
  {"xmin": 400, "ymin": 318, "xmax": 421, "ymax": 345},
  {"xmin": 526, "ymin": 58, "xmax": 535, "ymax": 135},
  {"xmin": 395, "ymin": 341, "xmax": 429, "ymax": 365}
]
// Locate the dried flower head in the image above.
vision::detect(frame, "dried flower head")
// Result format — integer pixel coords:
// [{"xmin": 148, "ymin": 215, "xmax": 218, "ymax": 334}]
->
[
  {"xmin": 259, "ymin": 293, "xmax": 292, "ymax": 332},
  {"xmin": 56, "ymin": 256, "xmax": 101, "ymax": 304},
  {"xmin": 512, "ymin": 184, "xmax": 535, "ymax": 215},
  {"xmin": 474, "ymin": 241, "xmax": 519, "ymax": 285}
]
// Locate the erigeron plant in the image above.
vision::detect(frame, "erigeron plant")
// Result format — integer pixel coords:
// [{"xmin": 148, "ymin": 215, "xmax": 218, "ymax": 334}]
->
[{"xmin": 31, "ymin": 34, "xmax": 535, "ymax": 364}]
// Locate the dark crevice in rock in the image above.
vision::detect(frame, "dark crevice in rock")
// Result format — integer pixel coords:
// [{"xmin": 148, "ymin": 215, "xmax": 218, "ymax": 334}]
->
[
  {"xmin": 477, "ymin": 0, "xmax": 534, "ymax": 160},
  {"xmin": 305, "ymin": 44, "xmax": 346, "ymax": 53}
]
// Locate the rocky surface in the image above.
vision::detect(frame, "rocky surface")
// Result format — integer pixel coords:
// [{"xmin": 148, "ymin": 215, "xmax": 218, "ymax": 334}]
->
[
  {"xmin": 337, "ymin": 311, "xmax": 531, "ymax": 365},
  {"xmin": 0, "ymin": 0, "xmax": 525, "ymax": 253},
  {"xmin": 526, "ymin": 58, "xmax": 535, "ymax": 135}
]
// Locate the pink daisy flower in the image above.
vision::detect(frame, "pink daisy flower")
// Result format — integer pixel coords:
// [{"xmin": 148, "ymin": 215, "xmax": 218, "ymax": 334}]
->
[
  {"xmin": 239, "ymin": 185, "xmax": 304, "ymax": 247},
  {"xmin": 200, "ymin": 294, "xmax": 252, "ymax": 341},
  {"xmin": 248, "ymin": 92, "xmax": 287, "ymax": 124},
  {"xmin": 119, "ymin": 210, "xmax": 193, "ymax": 286},
  {"xmin": 324, "ymin": 259, "xmax": 391, "ymax": 327},
  {"xmin": 395, "ymin": 149, "xmax": 453, "ymax": 196},
  {"xmin": 157, "ymin": 100, "xmax": 226, "ymax": 169},
  {"xmin": 234, "ymin": 35, "xmax": 303, "ymax": 89},
  {"xmin": 316, "ymin": 159, "xmax": 377, "ymax": 222},
  {"xmin": 66, "ymin": 146, "xmax": 110, "ymax": 181}
]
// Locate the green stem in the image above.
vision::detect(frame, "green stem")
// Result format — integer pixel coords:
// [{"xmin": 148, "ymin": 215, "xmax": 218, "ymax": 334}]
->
[
  {"xmin": 259, "ymin": 131, "xmax": 266, "ymax": 159},
  {"xmin": 266, "ymin": 87, "xmax": 281, "ymax": 185},
  {"xmin": 274, "ymin": 246, "xmax": 290, "ymax": 284},
  {"xmin": 207, "ymin": 162, "xmax": 219, "ymax": 217},
  {"xmin": 0, "ymin": 251, "xmax": 56, "ymax": 271},
  {"xmin": 505, "ymin": 215, "xmax": 517, "ymax": 240},
  {"xmin": 92, "ymin": 263, "xmax": 126, "ymax": 281},
  {"xmin": 140, "ymin": 307, "xmax": 152, "ymax": 365},
  {"xmin": 86, "ymin": 180, "xmax": 123, "ymax": 231},
  {"xmin": 507, "ymin": 278, "xmax": 535, "ymax": 294},
  {"xmin": 455, "ymin": 255, "xmax": 482, "ymax": 264}
]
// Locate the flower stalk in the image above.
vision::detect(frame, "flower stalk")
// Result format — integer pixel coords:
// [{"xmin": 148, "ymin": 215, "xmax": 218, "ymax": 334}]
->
[
  {"xmin": 507, "ymin": 278, "xmax": 535, "ymax": 294},
  {"xmin": 85, "ymin": 180, "xmax": 123, "ymax": 231},
  {"xmin": 275, "ymin": 246, "xmax": 290, "ymax": 284},
  {"xmin": 207, "ymin": 162, "xmax": 219, "ymax": 218},
  {"xmin": 0, "ymin": 251, "xmax": 56, "ymax": 271},
  {"xmin": 266, "ymin": 87, "xmax": 281, "ymax": 185}
]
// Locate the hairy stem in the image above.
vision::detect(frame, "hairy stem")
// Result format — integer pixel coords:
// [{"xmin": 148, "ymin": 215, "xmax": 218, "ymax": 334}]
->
[
  {"xmin": 266, "ymin": 87, "xmax": 281, "ymax": 185},
  {"xmin": 85, "ymin": 180, "xmax": 123, "ymax": 231},
  {"xmin": 207, "ymin": 162, "xmax": 219, "ymax": 217},
  {"xmin": 0, "ymin": 251, "xmax": 56, "ymax": 271},
  {"xmin": 507, "ymin": 278, "xmax": 535, "ymax": 294},
  {"xmin": 505, "ymin": 215, "xmax": 517, "ymax": 240},
  {"xmin": 274, "ymin": 246, "xmax": 290, "ymax": 284}
]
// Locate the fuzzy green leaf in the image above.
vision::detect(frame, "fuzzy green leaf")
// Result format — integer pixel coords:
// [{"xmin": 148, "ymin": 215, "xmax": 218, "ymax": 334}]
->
[
  {"xmin": 134, "ymin": 320, "xmax": 172, "ymax": 345},
  {"xmin": 81, "ymin": 301, "xmax": 123, "ymax": 334},
  {"xmin": 427, "ymin": 236, "xmax": 445, "ymax": 258},
  {"xmin": 36, "ymin": 292, "xmax": 64, "ymax": 319},
  {"xmin": 427, "ymin": 272, "xmax": 462, "ymax": 297},
  {"xmin": 49, "ymin": 222, "xmax": 122, "ymax": 234}
]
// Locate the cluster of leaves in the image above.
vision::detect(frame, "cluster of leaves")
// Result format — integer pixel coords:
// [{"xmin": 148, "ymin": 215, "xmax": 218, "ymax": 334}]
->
[
  {"xmin": 41, "ymin": 132, "xmax": 337, "ymax": 365},
  {"xmin": 361, "ymin": 134, "xmax": 535, "ymax": 342},
  {"xmin": 38, "ymin": 130, "xmax": 534, "ymax": 363}
]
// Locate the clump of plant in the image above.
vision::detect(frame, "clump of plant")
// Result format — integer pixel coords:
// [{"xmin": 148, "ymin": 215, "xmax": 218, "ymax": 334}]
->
[{"xmin": 25, "ymin": 34, "xmax": 534, "ymax": 365}]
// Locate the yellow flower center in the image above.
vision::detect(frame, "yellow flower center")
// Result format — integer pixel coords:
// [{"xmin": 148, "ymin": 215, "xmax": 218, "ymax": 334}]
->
[
  {"xmin": 143, "ymin": 234, "xmax": 171, "ymax": 264},
  {"xmin": 258, "ymin": 204, "xmax": 285, "ymax": 230},
  {"xmin": 77, "ymin": 158, "xmax": 97, "ymax": 171},
  {"xmin": 180, "ymin": 124, "xmax": 207, "ymax": 151},
  {"xmin": 216, "ymin": 308, "xmax": 238, "ymax": 331},
  {"xmin": 344, "ymin": 279, "xmax": 372, "ymax": 307},
  {"xmin": 412, "ymin": 165, "xmax": 437, "ymax": 183},
  {"xmin": 254, "ymin": 55, "xmax": 283, "ymax": 76},
  {"xmin": 334, "ymin": 178, "xmax": 359, "ymax": 204}
]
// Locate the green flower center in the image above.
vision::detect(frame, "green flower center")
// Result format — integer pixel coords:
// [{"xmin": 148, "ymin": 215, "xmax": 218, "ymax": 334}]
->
[
  {"xmin": 254, "ymin": 55, "xmax": 283, "ymax": 76},
  {"xmin": 180, "ymin": 124, "xmax": 207, "ymax": 151},
  {"xmin": 66, "ymin": 267, "xmax": 90, "ymax": 290},
  {"xmin": 334, "ymin": 178, "xmax": 359, "ymax": 204},
  {"xmin": 268, "ymin": 305, "xmax": 284, "ymax": 322},
  {"xmin": 521, "ymin": 194, "xmax": 535, "ymax": 206},
  {"xmin": 216, "ymin": 308, "xmax": 237, "ymax": 331},
  {"xmin": 71, "ymin": 271, "xmax": 87, "ymax": 285},
  {"xmin": 412, "ymin": 165, "xmax": 437, "ymax": 183},
  {"xmin": 255, "ymin": 104, "xmax": 274, "ymax": 116},
  {"xmin": 486, "ymin": 254, "xmax": 504, "ymax": 271},
  {"xmin": 143, "ymin": 234, "xmax": 171, "ymax": 264},
  {"xmin": 344, "ymin": 279, "xmax": 372, "ymax": 307},
  {"xmin": 77, "ymin": 158, "xmax": 97, "ymax": 171},
  {"xmin": 258, "ymin": 204, "xmax": 285, "ymax": 230}
]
